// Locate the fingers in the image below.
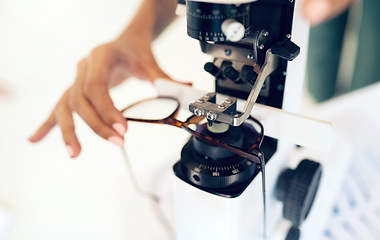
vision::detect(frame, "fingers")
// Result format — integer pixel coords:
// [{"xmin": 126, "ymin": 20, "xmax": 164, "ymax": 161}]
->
[
  {"xmin": 70, "ymin": 88, "xmax": 125, "ymax": 147},
  {"xmin": 29, "ymin": 89, "xmax": 82, "ymax": 158},
  {"xmin": 302, "ymin": 0, "xmax": 356, "ymax": 26},
  {"xmin": 146, "ymin": 59, "xmax": 172, "ymax": 81},
  {"xmin": 55, "ymin": 90, "xmax": 81, "ymax": 158},
  {"xmin": 29, "ymin": 54, "xmax": 127, "ymax": 159},
  {"xmin": 84, "ymin": 47, "xmax": 128, "ymax": 135},
  {"xmin": 73, "ymin": 57, "xmax": 126, "ymax": 148},
  {"xmin": 28, "ymin": 111, "xmax": 56, "ymax": 143},
  {"xmin": 162, "ymin": 77, "xmax": 193, "ymax": 86},
  {"xmin": 29, "ymin": 40, "xmax": 188, "ymax": 159},
  {"xmin": 137, "ymin": 53, "xmax": 193, "ymax": 86},
  {"xmin": 28, "ymin": 92, "xmax": 81, "ymax": 158}
]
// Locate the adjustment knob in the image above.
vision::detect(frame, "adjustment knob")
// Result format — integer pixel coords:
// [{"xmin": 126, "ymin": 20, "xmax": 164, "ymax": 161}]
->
[
  {"xmin": 241, "ymin": 65, "xmax": 258, "ymax": 85},
  {"xmin": 204, "ymin": 62, "xmax": 220, "ymax": 77},
  {"xmin": 275, "ymin": 159, "xmax": 322, "ymax": 226},
  {"xmin": 286, "ymin": 226, "xmax": 300, "ymax": 240},
  {"xmin": 224, "ymin": 65, "xmax": 241, "ymax": 83},
  {"xmin": 221, "ymin": 19, "xmax": 245, "ymax": 42}
]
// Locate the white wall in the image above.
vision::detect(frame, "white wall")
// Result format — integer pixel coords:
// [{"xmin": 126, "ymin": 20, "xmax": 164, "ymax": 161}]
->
[{"xmin": 0, "ymin": 1, "xmax": 211, "ymax": 240}]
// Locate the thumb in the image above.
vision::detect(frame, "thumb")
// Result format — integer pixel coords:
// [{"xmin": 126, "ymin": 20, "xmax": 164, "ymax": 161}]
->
[
  {"xmin": 302, "ymin": 0, "xmax": 355, "ymax": 26},
  {"xmin": 143, "ymin": 59, "xmax": 192, "ymax": 86}
]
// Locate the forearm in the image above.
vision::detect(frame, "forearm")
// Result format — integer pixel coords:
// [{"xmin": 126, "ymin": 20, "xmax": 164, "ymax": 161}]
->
[{"xmin": 117, "ymin": 0, "xmax": 177, "ymax": 43}]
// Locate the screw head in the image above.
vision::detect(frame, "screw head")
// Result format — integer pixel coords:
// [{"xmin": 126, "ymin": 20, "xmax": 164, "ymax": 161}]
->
[
  {"xmin": 258, "ymin": 44, "xmax": 264, "ymax": 50},
  {"xmin": 194, "ymin": 108, "xmax": 203, "ymax": 116},
  {"xmin": 218, "ymin": 105, "xmax": 226, "ymax": 110},
  {"xmin": 197, "ymin": 99, "xmax": 204, "ymax": 104},
  {"xmin": 224, "ymin": 49, "xmax": 232, "ymax": 56},
  {"xmin": 206, "ymin": 112, "xmax": 217, "ymax": 121},
  {"xmin": 247, "ymin": 53, "xmax": 254, "ymax": 61}
]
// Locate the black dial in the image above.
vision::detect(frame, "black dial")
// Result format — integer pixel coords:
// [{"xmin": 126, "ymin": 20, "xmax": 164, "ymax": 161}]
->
[
  {"xmin": 286, "ymin": 226, "xmax": 300, "ymax": 240},
  {"xmin": 177, "ymin": 122, "xmax": 260, "ymax": 190},
  {"xmin": 276, "ymin": 159, "xmax": 322, "ymax": 227},
  {"xmin": 186, "ymin": 1, "xmax": 251, "ymax": 42},
  {"xmin": 180, "ymin": 139, "xmax": 256, "ymax": 189}
]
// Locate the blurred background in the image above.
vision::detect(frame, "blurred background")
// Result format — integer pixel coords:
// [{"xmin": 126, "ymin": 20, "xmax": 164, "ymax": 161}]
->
[
  {"xmin": 0, "ymin": 0, "xmax": 380, "ymax": 240},
  {"xmin": 306, "ymin": 0, "xmax": 380, "ymax": 102},
  {"xmin": 0, "ymin": 1, "xmax": 211, "ymax": 239}
]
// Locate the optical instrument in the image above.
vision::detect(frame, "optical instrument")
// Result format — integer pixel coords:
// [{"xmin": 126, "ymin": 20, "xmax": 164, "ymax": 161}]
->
[
  {"xmin": 126, "ymin": 0, "xmax": 328, "ymax": 239},
  {"xmin": 174, "ymin": 1, "xmax": 324, "ymax": 239}
]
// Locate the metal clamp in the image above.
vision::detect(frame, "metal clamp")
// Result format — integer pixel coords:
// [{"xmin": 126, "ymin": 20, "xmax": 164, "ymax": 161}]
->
[{"xmin": 189, "ymin": 49, "xmax": 279, "ymax": 126}]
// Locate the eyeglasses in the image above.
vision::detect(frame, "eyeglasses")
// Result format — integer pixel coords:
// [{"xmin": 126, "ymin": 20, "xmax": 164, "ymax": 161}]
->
[{"xmin": 120, "ymin": 96, "xmax": 265, "ymax": 164}]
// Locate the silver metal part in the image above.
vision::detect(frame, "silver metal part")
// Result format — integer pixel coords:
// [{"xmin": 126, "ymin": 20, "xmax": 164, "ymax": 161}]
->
[
  {"xmin": 201, "ymin": 41, "xmax": 256, "ymax": 63},
  {"xmin": 189, "ymin": 92, "xmax": 238, "ymax": 124},
  {"xmin": 253, "ymin": 30, "xmax": 269, "ymax": 62},
  {"xmin": 189, "ymin": 49, "xmax": 278, "ymax": 126},
  {"xmin": 247, "ymin": 53, "xmax": 255, "ymax": 61},
  {"xmin": 231, "ymin": 49, "xmax": 278, "ymax": 126}
]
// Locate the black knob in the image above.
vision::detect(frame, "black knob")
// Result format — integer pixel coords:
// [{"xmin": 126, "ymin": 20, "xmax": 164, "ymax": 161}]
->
[
  {"xmin": 276, "ymin": 159, "xmax": 322, "ymax": 226},
  {"xmin": 204, "ymin": 62, "xmax": 220, "ymax": 77},
  {"xmin": 286, "ymin": 225, "xmax": 300, "ymax": 240},
  {"xmin": 241, "ymin": 65, "xmax": 258, "ymax": 84},
  {"xmin": 224, "ymin": 65, "xmax": 241, "ymax": 83}
]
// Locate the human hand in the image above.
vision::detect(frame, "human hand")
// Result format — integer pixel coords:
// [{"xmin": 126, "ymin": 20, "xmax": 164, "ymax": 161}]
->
[
  {"xmin": 28, "ymin": 38, "xmax": 179, "ymax": 158},
  {"xmin": 302, "ymin": 0, "xmax": 357, "ymax": 26}
]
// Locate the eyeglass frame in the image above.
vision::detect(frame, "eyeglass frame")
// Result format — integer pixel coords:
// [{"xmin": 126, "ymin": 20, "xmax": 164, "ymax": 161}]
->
[{"xmin": 120, "ymin": 96, "xmax": 265, "ymax": 164}]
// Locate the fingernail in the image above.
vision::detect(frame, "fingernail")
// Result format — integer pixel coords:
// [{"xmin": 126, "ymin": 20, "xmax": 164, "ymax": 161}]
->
[
  {"xmin": 108, "ymin": 136, "xmax": 124, "ymax": 147},
  {"xmin": 66, "ymin": 145, "xmax": 75, "ymax": 158},
  {"xmin": 112, "ymin": 123, "xmax": 126, "ymax": 136}
]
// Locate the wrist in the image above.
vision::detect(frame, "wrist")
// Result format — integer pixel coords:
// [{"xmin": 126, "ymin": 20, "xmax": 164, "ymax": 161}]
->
[{"xmin": 121, "ymin": 25, "xmax": 153, "ymax": 42}]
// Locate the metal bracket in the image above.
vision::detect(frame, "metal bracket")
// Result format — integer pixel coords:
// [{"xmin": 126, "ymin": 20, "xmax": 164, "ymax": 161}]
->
[{"xmin": 189, "ymin": 49, "xmax": 278, "ymax": 126}]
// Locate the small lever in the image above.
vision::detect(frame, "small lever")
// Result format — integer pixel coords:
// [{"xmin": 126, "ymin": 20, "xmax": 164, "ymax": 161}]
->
[{"xmin": 271, "ymin": 40, "xmax": 300, "ymax": 61}]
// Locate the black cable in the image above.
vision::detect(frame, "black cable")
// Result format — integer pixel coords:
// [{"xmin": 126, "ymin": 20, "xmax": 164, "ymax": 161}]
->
[{"xmin": 254, "ymin": 148, "xmax": 267, "ymax": 240}]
